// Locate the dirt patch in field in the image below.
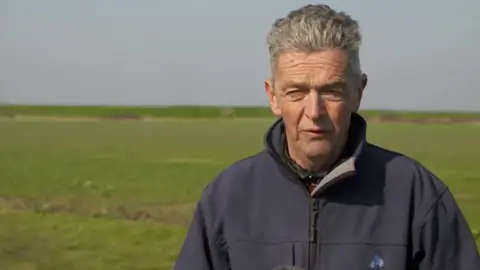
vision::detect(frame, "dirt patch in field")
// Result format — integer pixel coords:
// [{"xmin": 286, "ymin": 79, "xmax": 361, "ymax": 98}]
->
[
  {"xmin": 0, "ymin": 196, "xmax": 194, "ymax": 226},
  {"xmin": 110, "ymin": 202, "xmax": 194, "ymax": 225},
  {"xmin": 100, "ymin": 114, "xmax": 142, "ymax": 120},
  {"xmin": 0, "ymin": 116, "xmax": 101, "ymax": 122}
]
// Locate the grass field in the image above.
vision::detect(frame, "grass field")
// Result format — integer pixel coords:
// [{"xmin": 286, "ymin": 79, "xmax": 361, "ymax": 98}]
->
[
  {"xmin": 1, "ymin": 112, "xmax": 479, "ymax": 269},
  {"xmin": 2, "ymin": 105, "xmax": 480, "ymax": 122}
]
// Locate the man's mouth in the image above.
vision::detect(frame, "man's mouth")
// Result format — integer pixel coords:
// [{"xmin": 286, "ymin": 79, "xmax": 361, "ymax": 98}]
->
[{"xmin": 304, "ymin": 128, "xmax": 328, "ymax": 135}]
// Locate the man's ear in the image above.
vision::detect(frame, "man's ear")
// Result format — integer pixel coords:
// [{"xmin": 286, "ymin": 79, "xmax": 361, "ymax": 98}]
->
[
  {"xmin": 352, "ymin": 73, "xmax": 368, "ymax": 112},
  {"xmin": 360, "ymin": 73, "xmax": 368, "ymax": 92},
  {"xmin": 264, "ymin": 79, "xmax": 281, "ymax": 117}
]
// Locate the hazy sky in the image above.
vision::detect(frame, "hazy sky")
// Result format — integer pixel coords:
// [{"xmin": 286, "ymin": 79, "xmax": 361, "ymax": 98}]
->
[{"xmin": 1, "ymin": 0, "xmax": 479, "ymax": 111}]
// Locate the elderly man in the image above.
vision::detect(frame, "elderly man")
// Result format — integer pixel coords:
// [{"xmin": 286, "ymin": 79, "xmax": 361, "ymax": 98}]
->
[{"xmin": 174, "ymin": 4, "xmax": 479, "ymax": 270}]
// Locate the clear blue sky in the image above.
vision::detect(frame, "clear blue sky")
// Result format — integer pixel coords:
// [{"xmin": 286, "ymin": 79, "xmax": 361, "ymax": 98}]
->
[{"xmin": 1, "ymin": 0, "xmax": 479, "ymax": 111}]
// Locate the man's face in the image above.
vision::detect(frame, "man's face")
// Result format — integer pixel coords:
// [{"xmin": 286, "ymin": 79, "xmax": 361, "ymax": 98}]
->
[{"xmin": 265, "ymin": 50, "xmax": 367, "ymax": 164}]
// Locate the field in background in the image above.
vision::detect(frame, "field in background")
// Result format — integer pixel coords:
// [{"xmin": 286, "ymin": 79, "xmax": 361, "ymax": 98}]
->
[
  {"xmin": 2, "ymin": 105, "xmax": 480, "ymax": 123},
  {"xmin": 0, "ymin": 106, "xmax": 479, "ymax": 270}
]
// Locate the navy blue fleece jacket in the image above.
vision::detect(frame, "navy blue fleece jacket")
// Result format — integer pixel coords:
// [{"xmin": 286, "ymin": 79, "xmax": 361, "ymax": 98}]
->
[{"xmin": 174, "ymin": 113, "xmax": 479, "ymax": 270}]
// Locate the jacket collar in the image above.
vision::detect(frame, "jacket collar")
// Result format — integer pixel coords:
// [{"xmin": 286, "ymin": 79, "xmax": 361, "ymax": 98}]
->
[{"xmin": 264, "ymin": 113, "xmax": 367, "ymax": 196}]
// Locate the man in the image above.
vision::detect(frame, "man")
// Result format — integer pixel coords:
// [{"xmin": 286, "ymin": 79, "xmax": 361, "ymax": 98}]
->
[{"xmin": 174, "ymin": 4, "xmax": 479, "ymax": 270}]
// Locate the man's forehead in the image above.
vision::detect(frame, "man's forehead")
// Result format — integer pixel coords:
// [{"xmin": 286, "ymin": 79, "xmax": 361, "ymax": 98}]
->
[
  {"xmin": 275, "ymin": 50, "xmax": 349, "ymax": 68},
  {"xmin": 282, "ymin": 77, "xmax": 348, "ymax": 86},
  {"xmin": 275, "ymin": 64, "xmax": 349, "ymax": 87},
  {"xmin": 274, "ymin": 51, "xmax": 349, "ymax": 76},
  {"xmin": 277, "ymin": 78, "xmax": 348, "ymax": 92}
]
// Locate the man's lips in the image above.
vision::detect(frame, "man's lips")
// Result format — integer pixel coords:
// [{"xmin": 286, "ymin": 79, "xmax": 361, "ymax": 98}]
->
[{"xmin": 303, "ymin": 128, "xmax": 329, "ymax": 135}]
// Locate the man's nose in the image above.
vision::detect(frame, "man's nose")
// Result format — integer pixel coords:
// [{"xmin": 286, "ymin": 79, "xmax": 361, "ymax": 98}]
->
[{"xmin": 304, "ymin": 90, "xmax": 325, "ymax": 120}]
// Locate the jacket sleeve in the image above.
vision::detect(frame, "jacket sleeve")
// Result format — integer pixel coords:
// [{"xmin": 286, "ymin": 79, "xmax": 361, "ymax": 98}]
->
[
  {"xmin": 412, "ymin": 188, "xmax": 480, "ymax": 270},
  {"xmin": 173, "ymin": 188, "xmax": 229, "ymax": 270}
]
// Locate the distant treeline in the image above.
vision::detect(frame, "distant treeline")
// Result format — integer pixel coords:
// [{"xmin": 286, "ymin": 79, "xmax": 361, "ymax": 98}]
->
[{"xmin": 1, "ymin": 105, "xmax": 479, "ymax": 122}]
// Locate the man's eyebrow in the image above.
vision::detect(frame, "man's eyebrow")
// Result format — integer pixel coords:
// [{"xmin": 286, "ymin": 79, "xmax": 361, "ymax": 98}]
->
[
  {"xmin": 282, "ymin": 80, "xmax": 347, "ymax": 90},
  {"xmin": 283, "ymin": 81, "xmax": 310, "ymax": 89},
  {"xmin": 323, "ymin": 81, "xmax": 348, "ymax": 89}
]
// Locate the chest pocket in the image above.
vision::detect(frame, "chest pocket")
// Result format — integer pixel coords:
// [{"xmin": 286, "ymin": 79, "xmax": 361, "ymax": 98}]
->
[
  {"xmin": 317, "ymin": 242, "xmax": 408, "ymax": 270},
  {"xmin": 228, "ymin": 239, "xmax": 301, "ymax": 270}
]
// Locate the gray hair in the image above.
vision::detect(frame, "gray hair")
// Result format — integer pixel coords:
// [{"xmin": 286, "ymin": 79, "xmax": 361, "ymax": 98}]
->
[{"xmin": 266, "ymin": 4, "xmax": 362, "ymax": 77}]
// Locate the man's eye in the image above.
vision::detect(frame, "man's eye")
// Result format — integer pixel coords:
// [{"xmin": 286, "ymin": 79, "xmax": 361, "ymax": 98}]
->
[
  {"xmin": 329, "ymin": 87, "xmax": 345, "ymax": 94},
  {"xmin": 285, "ymin": 90, "xmax": 306, "ymax": 100},
  {"xmin": 286, "ymin": 90, "xmax": 299, "ymax": 95},
  {"xmin": 286, "ymin": 89, "xmax": 305, "ymax": 96},
  {"xmin": 321, "ymin": 89, "xmax": 345, "ymax": 100}
]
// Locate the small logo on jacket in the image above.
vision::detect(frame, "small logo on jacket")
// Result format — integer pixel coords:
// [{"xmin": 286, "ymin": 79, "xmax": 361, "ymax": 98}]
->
[{"xmin": 368, "ymin": 254, "xmax": 384, "ymax": 269}]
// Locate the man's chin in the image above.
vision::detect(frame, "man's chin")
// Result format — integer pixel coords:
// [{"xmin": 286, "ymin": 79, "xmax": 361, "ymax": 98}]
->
[{"xmin": 303, "ymin": 141, "xmax": 333, "ymax": 159}]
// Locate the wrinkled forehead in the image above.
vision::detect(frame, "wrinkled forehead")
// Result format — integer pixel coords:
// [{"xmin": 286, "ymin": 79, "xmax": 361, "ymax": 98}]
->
[{"xmin": 273, "ymin": 50, "xmax": 351, "ymax": 88}]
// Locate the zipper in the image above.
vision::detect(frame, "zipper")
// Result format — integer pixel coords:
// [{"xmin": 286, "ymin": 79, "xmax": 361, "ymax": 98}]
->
[
  {"xmin": 266, "ymin": 151, "xmax": 329, "ymax": 269},
  {"xmin": 307, "ymin": 198, "xmax": 320, "ymax": 270}
]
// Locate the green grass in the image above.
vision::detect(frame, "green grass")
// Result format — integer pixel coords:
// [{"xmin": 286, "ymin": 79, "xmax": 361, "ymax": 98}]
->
[
  {"xmin": 2, "ymin": 105, "xmax": 480, "ymax": 120},
  {"xmin": 1, "ymin": 105, "xmax": 275, "ymax": 118},
  {"xmin": 0, "ymin": 118, "xmax": 479, "ymax": 269},
  {"xmin": 0, "ymin": 212, "xmax": 185, "ymax": 270}
]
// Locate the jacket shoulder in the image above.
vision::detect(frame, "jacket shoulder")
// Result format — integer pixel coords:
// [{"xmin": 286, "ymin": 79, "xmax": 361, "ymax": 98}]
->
[
  {"xmin": 364, "ymin": 143, "xmax": 448, "ymax": 192},
  {"xmin": 363, "ymin": 143, "xmax": 451, "ymax": 225},
  {"xmin": 200, "ymin": 151, "xmax": 270, "ymax": 203}
]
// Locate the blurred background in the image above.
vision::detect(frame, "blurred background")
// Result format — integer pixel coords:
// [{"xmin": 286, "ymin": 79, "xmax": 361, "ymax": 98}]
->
[{"xmin": 1, "ymin": 0, "xmax": 479, "ymax": 110}]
